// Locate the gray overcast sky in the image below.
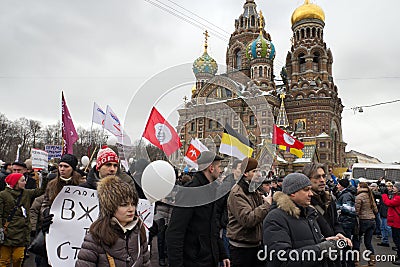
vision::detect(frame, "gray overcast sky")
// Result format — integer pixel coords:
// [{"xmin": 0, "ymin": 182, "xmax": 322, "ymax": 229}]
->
[{"xmin": 0, "ymin": 0, "xmax": 399, "ymax": 163}]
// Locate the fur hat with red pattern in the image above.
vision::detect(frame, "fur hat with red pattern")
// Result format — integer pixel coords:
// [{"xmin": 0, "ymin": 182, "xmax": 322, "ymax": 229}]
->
[{"xmin": 96, "ymin": 146, "xmax": 119, "ymax": 170}]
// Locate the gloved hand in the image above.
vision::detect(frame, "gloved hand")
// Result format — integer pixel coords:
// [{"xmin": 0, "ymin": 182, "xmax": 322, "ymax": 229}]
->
[
  {"xmin": 42, "ymin": 208, "xmax": 54, "ymax": 234},
  {"xmin": 317, "ymin": 240, "xmax": 337, "ymax": 251},
  {"xmin": 381, "ymin": 187, "xmax": 389, "ymax": 195}
]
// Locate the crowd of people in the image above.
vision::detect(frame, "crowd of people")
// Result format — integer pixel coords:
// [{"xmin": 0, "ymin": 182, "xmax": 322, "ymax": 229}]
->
[{"xmin": 0, "ymin": 148, "xmax": 400, "ymax": 267}]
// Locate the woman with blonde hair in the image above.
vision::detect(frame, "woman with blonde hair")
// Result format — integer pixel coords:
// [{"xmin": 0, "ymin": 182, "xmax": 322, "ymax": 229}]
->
[{"xmin": 354, "ymin": 181, "xmax": 378, "ymax": 266}]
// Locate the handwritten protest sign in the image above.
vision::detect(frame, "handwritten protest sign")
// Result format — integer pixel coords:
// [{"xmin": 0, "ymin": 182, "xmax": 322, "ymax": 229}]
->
[
  {"xmin": 31, "ymin": 148, "xmax": 48, "ymax": 170},
  {"xmin": 45, "ymin": 145, "xmax": 62, "ymax": 160},
  {"xmin": 47, "ymin": 186, "xmax": 99, "ymax": 267}
]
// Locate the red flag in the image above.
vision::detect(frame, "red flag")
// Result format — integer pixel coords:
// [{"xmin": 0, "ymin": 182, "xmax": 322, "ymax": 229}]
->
[
  {"xmin": 142, "ymin": 107, "xmax": 182, "ymax": 156},
  {"xmin": 61, "ymin": 92, "xmax": 79, "ymax": 155},
  {"xmin": 184, "ymin": 138, "xmax": 209, "ymax": 167},
  {"xmin": 273, "ymin": 124, "xmax": 304, "ymax": 150}
]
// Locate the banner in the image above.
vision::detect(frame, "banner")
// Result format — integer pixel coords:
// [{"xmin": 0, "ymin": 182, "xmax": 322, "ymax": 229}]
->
[
  {"xmin": 47, "ymin": 186, "xmax": 99, "ymax": 266},
  {"xmin": 31, "ymin": 148, "xmax": 48, "ymax": 170},
  {"xmin": 142, "ymin": 107, "xmax": 182, "ymax": 156},
  {"xmin": 103, "ymin": 105, "xmax": 132, "ymax": 145},
  {"xmin": 62, "ymin": 92, "xmax": 79, "ymax": 155},
  {"xmin": 184, "ymin": 138, "xmax": 209, "ymax": 168},
  {"xmin": 92, "ymin": 102, "xmax": 106, "ymax": 126},
  {"xmin": 45, "ymin": 145, "xmax": 63, "ymax": 160}
]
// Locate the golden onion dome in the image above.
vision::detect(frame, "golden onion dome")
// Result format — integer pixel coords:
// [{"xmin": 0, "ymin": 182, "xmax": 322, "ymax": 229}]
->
[{"xmin": 291, "ymin": 0, "xmax": 325, "ymax": 25}]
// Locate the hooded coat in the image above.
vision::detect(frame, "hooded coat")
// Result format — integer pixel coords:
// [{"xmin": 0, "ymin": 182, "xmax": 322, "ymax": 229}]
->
[
  {"xmin": 0, "ymin": 179, "xmax": 48, "ymax": 247},
  {"xmin": 263, "ymin": 192, "xmax": 336, "ymax": 267},
  {"xmin": 381, "ymin": 193, "xmax": 400, "ymax": 228}
]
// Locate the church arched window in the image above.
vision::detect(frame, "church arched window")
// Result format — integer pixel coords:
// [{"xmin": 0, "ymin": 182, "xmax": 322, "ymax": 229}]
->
[
  {"xmin": 234, "ymin": 49, "xmax": 241, "ymax": 70},
  {"xmin": 259, "ymin": 66, "xmax": 263, "ymax": 77},
  {"xmin": 299, "ymin": 53, "xmax": 306, "ymax": 72},
  {"xmin": 313, "ymin": 52, "xmax": 320, "ymax": 71}
]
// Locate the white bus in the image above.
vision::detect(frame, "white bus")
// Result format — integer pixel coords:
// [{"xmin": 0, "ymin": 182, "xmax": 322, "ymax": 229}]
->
[{"xmin": 351, "ymin": 163, "xmax": 400, "ymax": 182}]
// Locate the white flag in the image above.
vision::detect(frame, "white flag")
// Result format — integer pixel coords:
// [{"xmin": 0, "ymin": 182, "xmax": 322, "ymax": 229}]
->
[
  {"xmin": 103, "ymin": 105, "xmax": 132, "ymax": 145},
  {"xmin": 184, "ymin": 138, "xmax": 209, "ymax": 169},
  {"xmin": 92, "ymin": 102, "xmax": 106, "ymax": 126}
]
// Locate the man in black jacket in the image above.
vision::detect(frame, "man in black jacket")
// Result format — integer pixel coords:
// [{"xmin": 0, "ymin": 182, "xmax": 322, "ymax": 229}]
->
[
  {"xmin": 166, "ymin": 151, "xmax": 229, "ymax": 267},
  {"xmin": 263, "ymin": 173, "xmax": 346, "ymax": 267}
]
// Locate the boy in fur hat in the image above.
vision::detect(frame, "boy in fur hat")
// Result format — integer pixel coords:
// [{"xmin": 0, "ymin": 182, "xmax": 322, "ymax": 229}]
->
[{"xmin": 76, "ymin": 175, "xmax": 150, "ymax": 267}]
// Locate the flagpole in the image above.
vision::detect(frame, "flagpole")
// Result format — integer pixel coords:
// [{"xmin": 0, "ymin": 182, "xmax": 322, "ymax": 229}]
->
[
  {"xmin": 88, "ymin": 102, "xmax": 95, "ymax": 156},
  {"xmin": 84, "ymin": 145, "xmax": 98, "ymax": 173}
]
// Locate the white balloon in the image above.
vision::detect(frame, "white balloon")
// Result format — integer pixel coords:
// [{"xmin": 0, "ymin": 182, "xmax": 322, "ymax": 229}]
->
[
  {"xmin": 91, "ymin": 161, "xmax": 97, "ymax": 168},
  {"xmin": 129, "ymin": 158, "xmax": 134, "ymax": 164},
  {"xmin": 141, "ymin": 160, "xmax": 176, "ymax": 203},
  {"xmin": 106, "ymin": 135, "xmax": 118, "ymax": 146},
  {"xmin": 81, "ymin": 156, "xmax": 90, "ymax": 167}
]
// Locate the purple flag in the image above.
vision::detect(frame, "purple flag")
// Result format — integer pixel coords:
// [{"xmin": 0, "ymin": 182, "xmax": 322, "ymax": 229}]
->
[{"xmin": 62, "ymin": 92, "xmax": 79, "ymax": 155}]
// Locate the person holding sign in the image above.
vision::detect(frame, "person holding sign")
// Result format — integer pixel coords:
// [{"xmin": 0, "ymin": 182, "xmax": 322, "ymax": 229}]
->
[
  {"xmin": 76, "ymin": 175, "xmax": 150, "ymax": 266},
  {"xmin": 39, "ymin": 154, "xmax": 82, "ymax": 266}
]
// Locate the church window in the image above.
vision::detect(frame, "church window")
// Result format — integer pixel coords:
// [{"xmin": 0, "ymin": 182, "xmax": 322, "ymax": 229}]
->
[
  {"xmin": 251, "ymin": 68, "xmax": 254, "ymax": 79},
  {"xmin": 320, "ymin": 153, "xmax": 327, "ymax": 160},
  {"xmin": 226, "ymin": 89, "xmax": 232, "ymax": 98},
  {"xmin": 208, "ymin": 119, "xmax": 213, "ymax": 129},
  {"xmin": 306, "ymin": 28, "xmax": 310, "ymax": 38},
  {"xmin": 313, "ymin": 52, "xmax": 320, "ymax": 71},
  {"xmin": 259, "ymin": 66, "xmax": 263, "ymax": 77},
  {"xmin": 234, "ymin": 49, "xmax": 241, "ymax": 70},
  {"xmin": 320, "ymin": 142, "xmax": 326, "ymax": 148},
  {"xmin": 312, "ymin": 28, "xmax": 316, "ymax": 38},
  {"xmin": 190, "ymin": 122, "xmax": 195, "ymax": 132},
  {"xmin": 199, "ymin": 133, "xmax": 203, "ymax": 138},
  {"xmin": 249, "ymin": 115, "xmax": 255, "ymax": 125},
  {"xmin": 251, "ymin": 15, "xmax": 255, "ymax": 27},
  {"xmin": 301, "ymin": 29, "xmax": 305, "ymax": 39},
  {"xmin": 299, "ymin": 53, "xmax": 306, "ymax": 72},
  {"xmin": 240, "ymin": 17, "xmax": 244, "ymax": 27}
]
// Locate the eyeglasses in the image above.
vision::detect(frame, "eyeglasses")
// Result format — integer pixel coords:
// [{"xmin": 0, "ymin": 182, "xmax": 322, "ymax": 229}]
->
[{"xmin": 313, "ymin": 174, "xmax": 326, "ymax": 179}]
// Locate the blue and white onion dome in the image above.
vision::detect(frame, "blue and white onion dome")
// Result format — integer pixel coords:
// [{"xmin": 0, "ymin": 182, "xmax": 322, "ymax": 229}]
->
[
  {"xmin": 192, "ymin": 51, "xmax": 218, "ymax": 75},
  {"xmin": 246, "ymin": 33, "xmax": 276, "ymax": 60}
]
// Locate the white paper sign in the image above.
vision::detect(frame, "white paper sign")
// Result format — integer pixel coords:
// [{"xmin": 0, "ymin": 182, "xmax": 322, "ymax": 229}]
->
[
  {"xmin": 31, "ymin": 148, "xmax": 48, "ymax": 170},
  {"xmin": 137, "ymin": 199, "xmax": 155, "ymax": 229},
  {"xmin": 47, "ymin": 186, "xmax": 99, "ymax": 267}
]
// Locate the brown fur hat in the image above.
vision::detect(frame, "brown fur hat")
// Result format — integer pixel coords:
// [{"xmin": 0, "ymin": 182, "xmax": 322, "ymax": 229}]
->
[{"xmin": 97, "ymin": 175, "xmax": 138, "ymax": 217}]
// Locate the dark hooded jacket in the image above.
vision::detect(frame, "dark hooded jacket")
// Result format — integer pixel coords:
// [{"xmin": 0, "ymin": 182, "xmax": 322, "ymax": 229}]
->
[
  {"xmin": 166, "ymin": 171, "xmax": 227, "ymax": 267},
  {"xmin": 336, "ymin": 186, "xmax": 357, "ymax": 229},
  {"xmin": 263, "ymin": 192, "xmax": 334, "ymax": 267}
]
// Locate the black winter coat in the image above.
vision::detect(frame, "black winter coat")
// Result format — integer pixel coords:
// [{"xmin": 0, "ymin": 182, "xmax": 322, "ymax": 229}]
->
[
  {"xmin": 311, "ymin": 190, "xmax": 343, "ymax": 237},
  {"xmin": 165, "ymin": 171, "xmax": 227, "ymax": 267},
  {"xmin": 263, "ymin": 192, "xmax": 332, "ymax": 267}
]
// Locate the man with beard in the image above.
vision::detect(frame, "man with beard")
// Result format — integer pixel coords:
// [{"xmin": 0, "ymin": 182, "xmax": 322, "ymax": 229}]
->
[{"xmin": 166, "ymin": 151, "xmax": 229, "ymax": 267}]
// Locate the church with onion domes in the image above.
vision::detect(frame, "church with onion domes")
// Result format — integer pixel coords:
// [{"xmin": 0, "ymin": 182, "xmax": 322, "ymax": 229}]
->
[{"xmin": 176, "ymin": 0, "xmax": 347, "ymax": 173}]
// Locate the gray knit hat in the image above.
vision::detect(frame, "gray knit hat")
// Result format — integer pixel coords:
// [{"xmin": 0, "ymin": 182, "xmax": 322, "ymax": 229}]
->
[
  {"xmin": 282, "ymin": 173, "xmax": 312, "ymax": 195},
  {"xmin": 394, "ymin": 182, "xmax": 400, "ymax": 192}
]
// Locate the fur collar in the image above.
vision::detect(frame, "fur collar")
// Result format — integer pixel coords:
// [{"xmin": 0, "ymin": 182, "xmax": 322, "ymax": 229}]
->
[
  {"xmin": 273, "ymin": 191, "xmax": 301, "ymax": 219},
  {"xmin": 273, "ymin": 191, "xmax": 317, "ymax": 219}
]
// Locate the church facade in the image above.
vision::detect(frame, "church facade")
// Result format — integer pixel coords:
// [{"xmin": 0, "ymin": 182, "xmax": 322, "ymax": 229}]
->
[{"xmin": 176, "ymin": 0, "xmax": 346, "ymax": 173}]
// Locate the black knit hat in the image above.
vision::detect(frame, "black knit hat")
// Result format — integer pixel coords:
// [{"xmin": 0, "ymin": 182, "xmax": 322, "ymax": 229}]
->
[
  {"xmin": 338, "ymin": 178, "xmax": 350, "ymax": 188},
  {"xmin": 282, "ymin": 173, "xmax": 312, "ymax": 195},
  {"xmin": 60, "ymin": 154, "xmax": 78, "ymax": 171}
]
